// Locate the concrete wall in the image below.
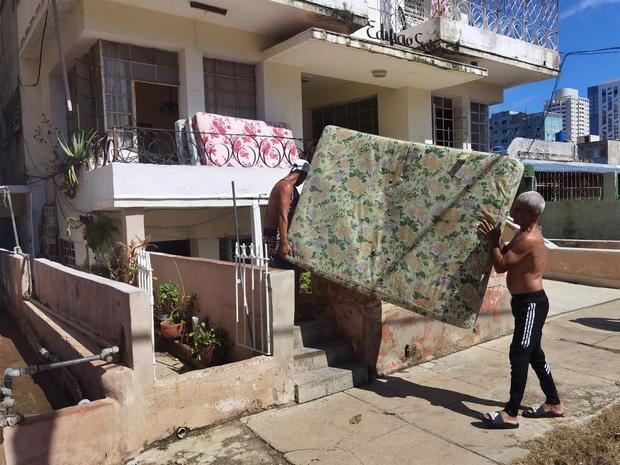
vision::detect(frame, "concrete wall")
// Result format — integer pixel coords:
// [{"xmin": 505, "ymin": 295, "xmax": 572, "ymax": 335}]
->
[
  {"xmin": 540, "ymin": 172, "xmax": 620, "ymax": 240},
  {"xmin": 308, "ymin": 272, "xmax": 512, "ymax": 376},
  {"xmin": 545, "ymin": 247, "xmax": 620, "ymax": 289},
  {"xmin": 150, "ymin": 252, "xmax": 296, "ymax": 362},
  {"xmin": 0, "ymin": 250, "xmax": 296, "ymax": 465}
]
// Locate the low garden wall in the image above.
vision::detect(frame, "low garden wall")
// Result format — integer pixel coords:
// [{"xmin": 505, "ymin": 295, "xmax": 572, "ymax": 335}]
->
[{"xmin": 545, "ymin": 247, "xmax": 620, "ymax": 288}]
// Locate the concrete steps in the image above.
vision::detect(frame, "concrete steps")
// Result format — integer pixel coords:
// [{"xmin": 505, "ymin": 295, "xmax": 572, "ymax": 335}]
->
[{"xmin": 292, "ymin": 317, "xmax": 368, "ymax": 403}]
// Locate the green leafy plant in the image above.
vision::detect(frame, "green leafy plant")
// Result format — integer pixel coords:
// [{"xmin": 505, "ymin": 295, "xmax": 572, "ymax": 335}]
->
[
  {"xmin": 299, "ymin": 271, "xmax": 312, "ymax": 294},
  {"xmin": 56, "ymin": 130, "xmax": 97, "ymax": 198},
  {"xmin": 156, "ymin": 281, "xmax": 197, "ymax": 325},
  {"xmin": 190, "ymin": 322, "xmax": 228, "ymax": 361}
]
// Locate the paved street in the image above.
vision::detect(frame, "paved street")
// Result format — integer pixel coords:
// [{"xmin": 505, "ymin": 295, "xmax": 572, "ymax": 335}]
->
[{"xmin": 128, "ymin": 280, "xmax": 620, "ymax": 465}]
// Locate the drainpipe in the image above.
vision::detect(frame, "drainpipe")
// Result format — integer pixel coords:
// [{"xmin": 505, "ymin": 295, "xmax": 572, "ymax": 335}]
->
[
  {"xmin": 50, "ymin": 0, "xmax": 72, "ymax": 113},
  {"xmin": 1, "ymin": 347, "xmax": 118, "ymax": 427}
]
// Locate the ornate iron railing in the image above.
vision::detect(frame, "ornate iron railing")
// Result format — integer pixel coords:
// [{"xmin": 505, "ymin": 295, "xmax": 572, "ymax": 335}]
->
[
  {"xmin": 387, "ymin": 0, "xmax": 559, "ymax": 50},
  {"xmin": 93, "ymin": 127, "xmax": 316, "ymax": 168},
  {"xmin": 433, "ymin": 0, "xmax": 558, "ymax": 50}
]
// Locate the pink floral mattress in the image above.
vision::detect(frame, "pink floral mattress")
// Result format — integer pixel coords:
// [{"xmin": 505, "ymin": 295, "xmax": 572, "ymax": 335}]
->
[{"xmin": 191, "ymin": 113, "xmax": 300, "ymax": 168}]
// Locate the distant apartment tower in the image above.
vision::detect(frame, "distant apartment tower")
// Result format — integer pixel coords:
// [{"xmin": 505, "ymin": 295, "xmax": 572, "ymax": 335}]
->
[
  {"xmin": 490, "ymin": 111, "xmax": 562, "ymax": 150},
  {"xmin": 588, "ymin": 78, "xmax": 620, "ymax": 140},
  {"xmin": 544, "ymin": 88, "xmax": 589, "ymax": 143}
]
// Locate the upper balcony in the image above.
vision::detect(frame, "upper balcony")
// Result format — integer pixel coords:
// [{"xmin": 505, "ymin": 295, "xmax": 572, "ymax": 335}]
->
[{"xmin": 362, "ymin": 0, "xmax": 560, "ymax": 88}]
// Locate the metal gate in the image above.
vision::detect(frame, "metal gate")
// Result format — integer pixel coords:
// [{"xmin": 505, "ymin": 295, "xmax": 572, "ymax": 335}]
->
[
  {"xmin": 234, "ymin": 243, "xmax": 272, "ymax": 355},
  {"xmin": 136, "ymin": 249, "xmax": 155, "ymax": 367}
]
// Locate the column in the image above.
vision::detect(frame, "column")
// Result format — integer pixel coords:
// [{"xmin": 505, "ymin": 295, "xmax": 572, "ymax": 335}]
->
[
  {"xmin": 178, "ymin": 47, "xmax": 205, "ymax": 119},
  {"xmin": 250, "ymin": 200, "xmax": 263, "ymax": 262},
  {"xmin": 121, "ymin": 208, "xmax": 146, "ymax": 245},
  {"xmin": 256, "ymin": 62, "xmax": 303, "ymax": 138}
]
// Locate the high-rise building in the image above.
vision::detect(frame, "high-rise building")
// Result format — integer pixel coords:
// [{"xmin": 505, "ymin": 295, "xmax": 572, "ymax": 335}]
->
[
  {"xmin": 588, "ymin": 78, "xmax": 620, "ymax": 140},
  {"xmin": 544, "ymin": 88, "xmax": 590, "ymax": 143},
  {"xmin": 490, "ymin": 110, "xmax": 563, "ymax": 150}
]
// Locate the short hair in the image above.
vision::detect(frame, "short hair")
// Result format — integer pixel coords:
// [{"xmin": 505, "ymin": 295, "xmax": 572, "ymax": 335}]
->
[{"xmin": 515, "ymin": 191, "xmax": 545, "ymax": 216}]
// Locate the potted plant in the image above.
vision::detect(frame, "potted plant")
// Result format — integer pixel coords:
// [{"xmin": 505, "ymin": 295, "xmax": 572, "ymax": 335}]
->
[
  {"xmin": 157, "ymin": 281, "xmax": 196, "ymax": 339},
  {"xmin": 190, "ymin": 322, "xmax": 228, "ymax": 367}
]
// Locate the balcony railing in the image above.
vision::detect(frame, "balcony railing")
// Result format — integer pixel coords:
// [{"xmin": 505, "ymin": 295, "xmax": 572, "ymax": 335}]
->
[
  {"xmin": 92, "ymin": 127, "xmax": 316, "ymax": 169},
  {"xmin": 384, "ymin": 0, "xmax": 559, "ymax": 50}
]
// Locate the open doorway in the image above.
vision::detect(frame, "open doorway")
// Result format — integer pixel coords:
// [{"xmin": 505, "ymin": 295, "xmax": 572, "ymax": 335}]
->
[{"xmin": 134, "ymin": 81, "xmax": 179, "ymax": 163}]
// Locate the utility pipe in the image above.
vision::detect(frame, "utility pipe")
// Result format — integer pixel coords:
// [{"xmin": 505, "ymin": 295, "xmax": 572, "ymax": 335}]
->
[{"xmin": 50, "ymin": 0, "xmax": 73, "ymax": 113}]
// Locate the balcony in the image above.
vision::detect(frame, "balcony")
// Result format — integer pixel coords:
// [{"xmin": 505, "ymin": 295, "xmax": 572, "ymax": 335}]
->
[
  {"xmin": 367, "ymin": 0, "xmax": 560, "ymax": 87},
  {"xmin": 72, "ymin": 127, "xmax": 315, "ymax": 211}
]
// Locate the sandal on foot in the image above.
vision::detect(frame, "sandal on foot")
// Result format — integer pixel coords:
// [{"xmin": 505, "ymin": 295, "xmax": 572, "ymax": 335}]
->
[
  {"xmin": 479, "ymin": 411, "xmax": 519, "ymax": 429},
  {"xmin": 523, "ymin": 404, "xmax": 564, "ymax": 418}
]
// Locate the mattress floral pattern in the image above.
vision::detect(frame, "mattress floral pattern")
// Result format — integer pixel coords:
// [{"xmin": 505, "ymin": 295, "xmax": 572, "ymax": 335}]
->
[
  {"xmin": 288, "ymin": 126, "xmax": 523, "ymax": 328},
  {"xmin": 191, "ymin": 113, "xmax": 300, "ymax": 168}
]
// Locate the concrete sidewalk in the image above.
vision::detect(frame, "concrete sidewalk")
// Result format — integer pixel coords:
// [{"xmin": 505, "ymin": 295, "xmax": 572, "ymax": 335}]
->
[{"xmin": 128, "ymin": 281, "xmax": 620, "ymax": 465}]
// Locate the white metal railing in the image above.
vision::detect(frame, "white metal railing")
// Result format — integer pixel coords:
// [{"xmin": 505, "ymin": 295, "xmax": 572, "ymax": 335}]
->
[
  {"xmin": 234, "ymin": 243, "xmax": 272, "ymax": 356},
  {"xmin": 136, "ymin": 249, "xmax": 155, "ymax": 367},
  {"xmin": 378, "ymin": 0, "xmax": 559, "ymax": 50}
]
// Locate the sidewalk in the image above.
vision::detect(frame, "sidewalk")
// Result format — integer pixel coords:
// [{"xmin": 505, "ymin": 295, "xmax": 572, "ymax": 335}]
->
[{"xmin": 128, "ymin": 281, "xmax": 620, "ymax": 465}]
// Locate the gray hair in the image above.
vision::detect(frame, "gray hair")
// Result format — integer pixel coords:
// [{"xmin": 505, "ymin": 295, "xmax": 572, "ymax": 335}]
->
[{"xmin": 515, "ymin": 191, "xmax": 545, "ymax": 216}]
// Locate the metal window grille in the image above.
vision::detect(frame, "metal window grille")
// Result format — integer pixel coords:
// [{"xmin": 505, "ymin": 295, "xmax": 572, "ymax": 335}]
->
[
  {"xmin": 203, "ymin": 58, "xmax": 256, "ymax": 119},
  {"xmin": 535, "ymin": 171, "xmax": 604, "ymax": 202},
  {"xmin": 432, "ymin": 96, "xmax": 454, "ymax": 148},
  {"xmin": 311, "ymin": 97, "xmax": 378, "ymax": 141},
  {"xmin": 58, "ymin": 239, "xmax": 76, "ymax": 268},
  {"xmin": 470, "ymin": 102, "xmax": 489, "ymax": 152}
]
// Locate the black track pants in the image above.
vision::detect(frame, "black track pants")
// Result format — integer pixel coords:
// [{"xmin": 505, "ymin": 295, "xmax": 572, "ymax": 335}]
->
[{"xmin": 504, "ymin": 290, "xmax": 561, "ymax": 417}]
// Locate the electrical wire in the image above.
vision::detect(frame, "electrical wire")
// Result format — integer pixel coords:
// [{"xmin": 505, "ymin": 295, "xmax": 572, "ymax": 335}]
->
[
  {"xmin": 19, "ymin": 7, "xmax": 49, "ymax": 88},
  {"xmin": 517, "ymin": 46, "xmax": 620, "ymax": 160}
]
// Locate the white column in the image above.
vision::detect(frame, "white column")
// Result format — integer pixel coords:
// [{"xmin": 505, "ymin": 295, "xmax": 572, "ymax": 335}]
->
[
  {"xmin": 256, "ymin": 62, "xmax": 303, "ymax": 138},
  {"xmin": 179, "ymin": 48, "xmax": 205, "ymax": 119},
  {"xmin": 250, "ymin": 200, "xmax": 263, "ymax": 262},
  {"xmin": 121, "ymin": 208, "xmax": 146, "ymax": 245}
]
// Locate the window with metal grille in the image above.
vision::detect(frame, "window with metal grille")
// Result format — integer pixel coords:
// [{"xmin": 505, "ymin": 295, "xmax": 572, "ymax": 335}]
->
[
  {"xmin": 402, "ymin": 0, "xmax": 427, "ymax": 25},
  {"xmin": 58, "ymin": 239, "xmax": 76, "ymax": 268},
  {"xmin": 432, "ymin": 96, "xmax": 454, "ymax": 147},
  {"xmin": 204, "ymin": 58, "xmax": 256, "ymax": 119},
  {"xmin": 470, "ymin": 102, "xmax": 489, "ymax": 152},
  {"xmin": 535, "ymin": 171, "xmax": 604, "ymax": 202},
  {"xmin": 311, "ymin": 97, "xmax": 378, "ymax": 141}
]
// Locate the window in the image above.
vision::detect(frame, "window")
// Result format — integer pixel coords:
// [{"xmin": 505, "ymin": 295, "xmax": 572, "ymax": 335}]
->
[
  {"xmin": 204, "ymin": 58, "xmax": 256, "ymax": 119},
  {"xmin": 311, "ymin": 97, "xmax": 378, "ymax": 141},
  {"xmin": 58, "ymin": 239, "xmax": 76, "ymax": 268},
  {"xmin": 432, "ymin": 96, "xmax": 453, "ymax": 147}
]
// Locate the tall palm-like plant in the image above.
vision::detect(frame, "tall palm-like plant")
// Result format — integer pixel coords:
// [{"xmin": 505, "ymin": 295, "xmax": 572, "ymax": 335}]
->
[{"xmin": 57, "ymin": 130, "xmax": 97, "ymax": 198}]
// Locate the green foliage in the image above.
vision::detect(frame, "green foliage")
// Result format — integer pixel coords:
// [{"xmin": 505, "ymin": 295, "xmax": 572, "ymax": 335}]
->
[
  {"xmin": 190, "ymin": 322, "xmax": 229, "ymax": 360},
  {"xmin": 56, "ymin": 130, "xmax": 97, "ymax": 199},
  {"xmin": 156, "ymin": 281, "xmax": 196, "ymax": 325},
  {"xmin": 299, "ymin": 271, "xmax": 312, "ymax": 294}
]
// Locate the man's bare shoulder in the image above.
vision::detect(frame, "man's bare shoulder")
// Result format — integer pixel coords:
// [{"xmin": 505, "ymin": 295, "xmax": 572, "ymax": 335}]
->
[{"xmin": 510, "ymin": 231, "xmax": 540, "ymax": 253}]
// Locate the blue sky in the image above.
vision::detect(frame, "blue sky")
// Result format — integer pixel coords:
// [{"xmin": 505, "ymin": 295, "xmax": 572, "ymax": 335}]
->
[{"xmin": 491, "ymin": 0, "xmax": 620, "ymax": 114}]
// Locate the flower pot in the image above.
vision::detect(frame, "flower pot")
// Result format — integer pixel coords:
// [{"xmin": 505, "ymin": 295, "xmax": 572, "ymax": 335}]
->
[
  {"xmin": 194, "ymin": 344, "xmax": 224, "ymax": 367},
  {"xmin": 160, "ymin": 320, "xmax": 184, "ymax": 339}
]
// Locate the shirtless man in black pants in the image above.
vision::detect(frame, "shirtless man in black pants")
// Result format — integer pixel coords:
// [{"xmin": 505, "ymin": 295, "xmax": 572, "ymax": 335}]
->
[{"xmin": 478, "ymin": 191, "xmax": 564, "ymax": 429}]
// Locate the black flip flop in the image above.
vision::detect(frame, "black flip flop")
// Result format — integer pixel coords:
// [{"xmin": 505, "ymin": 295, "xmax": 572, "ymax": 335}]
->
[
  {"xmin": 480, "ymin": 411, "xmax": 519, "ymax": 429},
  {"xmin": 523, "ymin": 404, "xmax": 564, "ymax": 419}
]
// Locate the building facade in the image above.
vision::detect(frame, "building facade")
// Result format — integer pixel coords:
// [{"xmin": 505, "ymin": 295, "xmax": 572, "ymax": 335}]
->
[
  {"xmin": 490, "ymin": 110, "xmax": 562, "ymax": 150},
  {"xmin": 1, "ymin": 0, "xmax": 560, "ymax": 266},
  {"xmin": 588, "ymin": 78, "xmax": 620, "ymax": 140},
  {"xmin": 545, "ymin": 88, "xmax": 590, "ymax": 143}
]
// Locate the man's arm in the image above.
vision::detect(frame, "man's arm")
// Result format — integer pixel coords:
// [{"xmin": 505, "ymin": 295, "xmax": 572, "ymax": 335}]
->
[
  {"xmin": 277, "ymin": 184, "xmax": 294, "ymax": 258},
  {"xmin": 478, "ymin": 220, "xmax": 530, "ymax": 273}
]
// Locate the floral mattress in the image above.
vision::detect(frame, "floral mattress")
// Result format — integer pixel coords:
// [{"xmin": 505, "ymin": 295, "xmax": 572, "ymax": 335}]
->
[
  {"xmin": 287, "ymin": 126, "xmax": 523, "ymax": 328},
  {"xmin": 191, "ymin": 113, "xmax": 300, "ymax": 168}
]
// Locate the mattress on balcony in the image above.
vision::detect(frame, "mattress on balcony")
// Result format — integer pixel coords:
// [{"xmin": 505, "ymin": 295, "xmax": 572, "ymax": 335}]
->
[
  {"xmin": 287, "ymin": 126, "xmax": 523, "ymax": 329},
  {"xmin": 191, "ymin": 113, "xmax": 300, "ymax": 168}
]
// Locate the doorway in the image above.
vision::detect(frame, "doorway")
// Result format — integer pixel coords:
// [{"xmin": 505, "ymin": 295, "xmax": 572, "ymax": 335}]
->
[{"xmin": 134, "ymin": 81, "xmax": 179, "ymax": 163}]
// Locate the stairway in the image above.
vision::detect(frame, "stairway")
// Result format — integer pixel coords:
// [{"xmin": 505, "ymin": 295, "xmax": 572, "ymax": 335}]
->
[{"xmin": 292, "ymin": 317, "xmax": 368, "ymax": 403}]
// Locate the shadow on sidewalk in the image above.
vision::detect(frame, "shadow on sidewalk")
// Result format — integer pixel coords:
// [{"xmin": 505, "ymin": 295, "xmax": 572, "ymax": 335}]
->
[
  {"xmin": 357, "ymin": 376, "xmax": 505, "ymax": 420},
  {"xmin": 570, "ymin": 317, "xmax": 620, "ymax": 332}
]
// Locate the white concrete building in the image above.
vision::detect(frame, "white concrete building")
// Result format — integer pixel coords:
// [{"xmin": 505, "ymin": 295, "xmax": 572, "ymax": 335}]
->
[
  {"xmin": 588, "ymin": 78, "xmax": 620, "ymax": 140},
  {"xmin": 0, "ymin": 0, "xmax": 561, "ymax": 267},
  {"xmin": 545, "ymin": 88, "xmax": 590, "ymax": 143}
]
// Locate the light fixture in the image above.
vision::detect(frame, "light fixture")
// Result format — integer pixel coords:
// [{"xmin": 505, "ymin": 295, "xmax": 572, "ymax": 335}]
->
[
  {"xmin": 189, "ymin": 1, "xmax": 227, "ymax": 15},
  {"xmin": 371, "ymin": 69, "xmax": 387, "ymax": 78}
]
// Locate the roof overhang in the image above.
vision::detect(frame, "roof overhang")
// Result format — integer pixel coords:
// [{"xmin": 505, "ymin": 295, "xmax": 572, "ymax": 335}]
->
[{"xmin": 264, "ymin": 28, "xmax": 487, "ymax": 91}]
